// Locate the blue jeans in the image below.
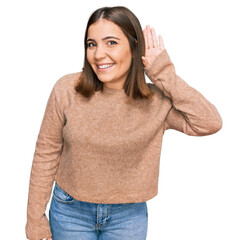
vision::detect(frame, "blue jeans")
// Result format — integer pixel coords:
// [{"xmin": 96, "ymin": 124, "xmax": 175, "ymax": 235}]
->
[{"xmin": 49, "ymin": 182, "xmax": 148, "ymax": 240}]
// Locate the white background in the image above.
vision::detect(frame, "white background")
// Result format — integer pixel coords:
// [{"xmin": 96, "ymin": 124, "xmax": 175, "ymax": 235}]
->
[{"xmin": 1, "ymin": 0, "xmax": 247, "ymax": 239}]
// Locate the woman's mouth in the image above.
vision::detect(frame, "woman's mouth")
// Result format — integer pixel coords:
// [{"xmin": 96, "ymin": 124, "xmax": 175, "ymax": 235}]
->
[{"xmin": 96, "ymin": 63, "xmax": 115, "ymax": 72}]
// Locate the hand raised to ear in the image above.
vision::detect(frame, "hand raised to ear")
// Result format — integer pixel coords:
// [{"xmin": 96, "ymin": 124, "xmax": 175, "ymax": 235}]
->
[{"xmin": 142, "ymin": 25, "xmax": 165, "ymax": 68}]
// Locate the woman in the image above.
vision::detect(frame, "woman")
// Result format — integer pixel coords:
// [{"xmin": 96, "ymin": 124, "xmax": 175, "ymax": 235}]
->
[{"xmin": 25, "ymin": 6, "xmax": 222, "ymax": 240}]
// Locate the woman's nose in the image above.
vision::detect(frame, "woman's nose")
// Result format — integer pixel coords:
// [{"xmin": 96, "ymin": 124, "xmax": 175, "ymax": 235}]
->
[{"xmin": 94, "ymin": 46, "xmax": 106, "ymax": 59}]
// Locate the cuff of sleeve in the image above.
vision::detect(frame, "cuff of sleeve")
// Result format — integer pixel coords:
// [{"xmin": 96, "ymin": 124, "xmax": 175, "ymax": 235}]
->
[
  {"xmin": 144, "ymin": 49, "xmax": 172, "ymax": 80},
  {"xmin": 25, "ymin": 217, "xmax": 52, "ymax": 240},
  {"xmin": 144, "ymin": 49, "xmax": 177, "ymax": 99}
]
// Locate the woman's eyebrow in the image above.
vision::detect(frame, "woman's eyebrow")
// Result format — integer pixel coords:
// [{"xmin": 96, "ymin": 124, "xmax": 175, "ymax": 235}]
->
[{"xmin": 87, "ymin": 36, "xmax": 121, "ymax": 42}]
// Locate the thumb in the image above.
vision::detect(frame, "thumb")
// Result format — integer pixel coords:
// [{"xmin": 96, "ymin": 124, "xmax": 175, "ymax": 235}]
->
[{"xmin": 141, "ymin": 56, "xmax": 149, "ymax": 68}]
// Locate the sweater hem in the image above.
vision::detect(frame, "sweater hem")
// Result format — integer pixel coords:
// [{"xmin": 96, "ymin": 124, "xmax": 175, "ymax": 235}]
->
[{"xmin": 54, "ymin": 180, "xmax": 158, "ymax": 204}]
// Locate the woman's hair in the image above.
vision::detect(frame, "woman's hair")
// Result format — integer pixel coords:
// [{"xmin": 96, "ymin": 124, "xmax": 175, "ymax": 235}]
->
[{"xmin": 74, "ymin": 6, "xmax": 155, "ymax": 104}]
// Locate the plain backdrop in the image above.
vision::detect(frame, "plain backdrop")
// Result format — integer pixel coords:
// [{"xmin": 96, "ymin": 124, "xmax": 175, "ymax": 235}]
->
[{"xmin": 0, "ymin": 0, "xmax": 247, "ymax": 239}]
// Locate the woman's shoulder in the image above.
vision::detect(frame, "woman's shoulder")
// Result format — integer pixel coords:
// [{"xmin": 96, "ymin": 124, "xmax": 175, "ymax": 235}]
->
[
  {"xmin": 54, "ymin": 71, "xmax": 81, "ymax": 90},
  {"xmin": 50, "ymin": 72, "xmax": 82, "ymax": 104}
]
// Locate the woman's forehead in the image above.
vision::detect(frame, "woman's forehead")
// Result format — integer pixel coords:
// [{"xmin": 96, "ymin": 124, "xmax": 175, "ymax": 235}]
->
[{"xmin": 87, "ymin": 19, "xmax": 124, "ymax": 39}]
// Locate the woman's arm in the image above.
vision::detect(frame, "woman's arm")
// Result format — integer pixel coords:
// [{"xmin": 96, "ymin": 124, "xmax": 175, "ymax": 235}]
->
[
  {"xmin": 142, "ymin": 25, "xmax": 222, "ymax": 136},
  {"xmin": 25, "ymin": 81, "xmax": 65, "ymax": 240}
]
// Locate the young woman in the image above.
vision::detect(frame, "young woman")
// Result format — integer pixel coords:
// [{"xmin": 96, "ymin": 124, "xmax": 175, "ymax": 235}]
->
[{"xmin": 25, "ymin": 6, "xmax": 222, "ymax": 240}]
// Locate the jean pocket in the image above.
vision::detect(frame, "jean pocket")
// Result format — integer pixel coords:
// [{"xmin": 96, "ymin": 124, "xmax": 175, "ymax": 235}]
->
[{"xmin": 53, "ymin": 182, "xmax": 75, "ymax": 204}]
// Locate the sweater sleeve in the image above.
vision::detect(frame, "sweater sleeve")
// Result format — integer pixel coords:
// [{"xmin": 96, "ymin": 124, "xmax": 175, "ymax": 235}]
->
[
  {"xmin": 145, "ymin": 49, "xmax": 223, "ymax": 136},
  {"xmin": 25, "ymin": 81, "xmax": 65, "ymax": 240}
]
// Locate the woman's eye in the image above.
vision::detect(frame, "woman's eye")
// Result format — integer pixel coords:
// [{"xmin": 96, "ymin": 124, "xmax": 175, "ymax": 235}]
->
[
  {"xmin": 87, "ymin": 42, "xmax": 95, "ymax": 48},
  {"xmin": 108, "ymin": 40, "xmax": 117, "ymax": 46}
]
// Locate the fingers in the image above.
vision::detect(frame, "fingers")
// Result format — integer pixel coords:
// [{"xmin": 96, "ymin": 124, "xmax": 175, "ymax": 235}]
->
[
  {"xmin": 143, "ymin": 25, "xmax": 153, "ymax": 49},
  {"xmin": 151, "ymin": 28, "xmax": 158, "ymax": 48},
  {"xmin": 147, "ymin": 25, "xmax": 153, "ymax": 49},
  {"xmin": 143, "ymin": 25, "xmax": 152, "ymax": 49},
  {"xmin": 158, "ymin": 35, "xmax": 165, "ymax": 50},
  {"xmin": 143, "ymin": 25, "xmax": 164, "ymax": 50}
]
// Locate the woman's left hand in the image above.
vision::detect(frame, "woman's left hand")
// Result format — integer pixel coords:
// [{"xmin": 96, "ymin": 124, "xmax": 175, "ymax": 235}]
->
[{"xmin": 142, "ymin": 25, "xmax": 165, "ymax": 68}]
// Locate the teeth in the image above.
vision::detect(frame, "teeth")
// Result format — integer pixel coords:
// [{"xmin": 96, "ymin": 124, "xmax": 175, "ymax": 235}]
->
[{"xmin": 97, "ymin": 64, "xmax": 114, "ymax": 69}]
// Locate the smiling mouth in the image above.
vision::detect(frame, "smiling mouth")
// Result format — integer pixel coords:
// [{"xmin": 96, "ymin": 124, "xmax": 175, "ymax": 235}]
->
[{"xmin": 96, "ymin": 63, "xmax": 115, "ymax": 70}]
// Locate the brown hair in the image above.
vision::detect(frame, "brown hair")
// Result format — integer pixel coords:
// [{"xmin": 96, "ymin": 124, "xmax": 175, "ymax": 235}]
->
[{"xmin": 75, "ymin": 6, "xmax": 155, "ymax": 104}]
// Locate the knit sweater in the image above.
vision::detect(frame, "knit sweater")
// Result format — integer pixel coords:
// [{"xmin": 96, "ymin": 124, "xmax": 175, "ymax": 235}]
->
[{"xmin": 25, "ymin": 49, "xmax": 222, "ymax": 240}]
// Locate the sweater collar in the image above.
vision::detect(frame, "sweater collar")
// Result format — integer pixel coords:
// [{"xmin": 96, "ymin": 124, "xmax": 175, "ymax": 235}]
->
[{"xmin": 102, "ymin": 85, "xmax": 125, "ymax": 94}]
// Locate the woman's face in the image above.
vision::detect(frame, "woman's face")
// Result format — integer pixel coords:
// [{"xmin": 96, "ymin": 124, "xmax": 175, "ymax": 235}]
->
[{"xmin": 86, "ymin": 19, "xmax": 132, "ymax": 89}]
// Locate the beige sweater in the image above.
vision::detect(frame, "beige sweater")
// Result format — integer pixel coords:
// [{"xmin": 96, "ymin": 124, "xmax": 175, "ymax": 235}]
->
[{"xmin": 25, "ymin": 49, "xmax": 222, "ymax": 239}]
